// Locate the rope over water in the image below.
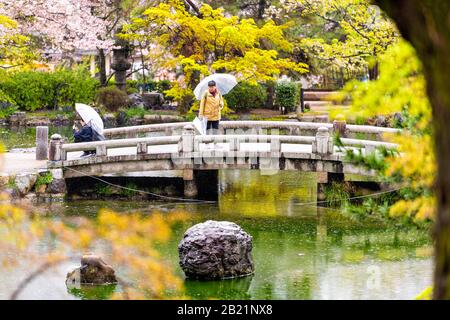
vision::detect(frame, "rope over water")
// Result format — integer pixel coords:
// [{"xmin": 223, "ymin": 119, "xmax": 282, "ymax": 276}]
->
[
  {"xmin": 63, "ymin": 166, "xmax": 403, "ymax": 206},
  {"xmin": 63, "ymin": 166, "xmax": 217, "ymax": 204}
]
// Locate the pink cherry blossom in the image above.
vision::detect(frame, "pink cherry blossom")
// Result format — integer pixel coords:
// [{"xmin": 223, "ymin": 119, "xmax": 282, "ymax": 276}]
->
[{"xmin": 0, "ymin": 0, "xmax": 115, "ymax": 53}]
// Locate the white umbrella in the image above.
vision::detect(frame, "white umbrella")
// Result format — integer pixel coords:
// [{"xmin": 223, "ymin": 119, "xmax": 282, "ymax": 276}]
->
[
  {"xmin": 75, "ymin": 103, "xmax": 104, "ymax": 135},
  {"xmin": 194, "ymin": 73, "xmax": 238, "ymax": 100}
]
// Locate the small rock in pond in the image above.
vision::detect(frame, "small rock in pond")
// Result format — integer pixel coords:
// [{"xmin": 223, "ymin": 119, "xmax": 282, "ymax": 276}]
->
[
  {"xmin": 66, "ymin": 254, "xmax": 117, "ymax": 285},
  {"xmin": 178, "ymin": 220, "xmax": 254, "ymax": 280}
]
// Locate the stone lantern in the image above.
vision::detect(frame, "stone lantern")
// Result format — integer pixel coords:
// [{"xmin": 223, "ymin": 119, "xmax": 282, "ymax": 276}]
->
[{"xmin": 111, "ymin": 48, "xmax": 132, "ymax": 92}]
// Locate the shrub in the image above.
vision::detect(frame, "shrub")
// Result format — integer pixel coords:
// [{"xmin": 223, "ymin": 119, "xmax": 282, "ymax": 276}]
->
[
  {"xmin": 96, "ymin": 86, "xmax": 130, "ymax": 112},
  {"xmin": 0, "ymin": 102, "xmax": 18, "ymax": 119},
  {"xmin": 0, "ymin": 67, "xmax": 98, "ymax": 111},
  {"xmin": 0, "ymin": 71, "xmax": 54, "ymax": 111},
  {"xmin": 165, "ymin": 84, "xmax": 195, "ymax": 114},
  {"xmin": 123, "ymin": 80, "xmax": 174, "ymax": 97},
  {"xmin": 147, "ymin": 80, "xmax": 173, "ymax": 93},
  {"xmin": 0, "ymin": 89, "xmax": 18, "ymax": 119},
  {"xmin": 275, "ymin": 81, "xmax": 301, "ymax": 113},
  {"xmin": 155, "ymin": 80, "xmax": 173, "ymax": 94},
  {"xmin": 35, "ymin": 172, "xmax": 53, "ymax": 188},
  {"xmin": 52, "ymin": 67, "xmax": 99, "ymax": 107},
  {"xmin": 125, "ymin": 80, "xmax": 140, "ymax": 94},
  {"xmin": 123, "ymin": 106, "xmax": 147, "ymax": 120},
  {"xmin": 225, "ymin": 81, "xmax": 267, "ymax": 112}
]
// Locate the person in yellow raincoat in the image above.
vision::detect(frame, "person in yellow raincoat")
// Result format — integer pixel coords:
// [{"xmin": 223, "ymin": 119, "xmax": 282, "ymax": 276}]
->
[{"xmin": 198, "ymin": 80, "xmax": 224, "ymax": 135}]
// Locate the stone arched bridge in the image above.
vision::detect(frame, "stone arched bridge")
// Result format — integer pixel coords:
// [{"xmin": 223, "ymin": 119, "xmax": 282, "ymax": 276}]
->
[{"xmin": 45, "ymin": 120, "xmax": 400, "ymax": 199}]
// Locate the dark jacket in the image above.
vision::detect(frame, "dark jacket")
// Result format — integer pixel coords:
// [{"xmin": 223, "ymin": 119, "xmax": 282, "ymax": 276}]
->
[{"xmin": 74, "ymin": 125, "xmax": 94, "ymax": 143}]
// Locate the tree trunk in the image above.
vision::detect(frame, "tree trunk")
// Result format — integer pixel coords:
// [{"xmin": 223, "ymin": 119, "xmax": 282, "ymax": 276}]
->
[
  {"xmin": 189, "ymin": 69, "xmax": 201, "ymax": 90},
  {"xmin": 98, "ymin": 48, "xmax": 107, "ymax": 87},
  {"xmin": 376, "ymin": 0, "xmax": 450, "ymax": 299},
  {"xmin": 265, "ymin": 81, "xmax": 275, "ymax": 109},
  {"xmin": 140, "ymin": 45, "xmax": 146, "ymax": 83},
  {"xmin": 257, "ymin": 0, "xmax": 267, "ymax": 20},
  {"xmin": 368, "ymin": 61, "xmax": 379, "ymax": 80}
]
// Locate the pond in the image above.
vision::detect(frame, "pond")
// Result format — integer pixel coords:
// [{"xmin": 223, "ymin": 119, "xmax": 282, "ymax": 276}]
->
[{"xmin": 0, "ymin": 169, "xmax": 433, "ymax": 300}]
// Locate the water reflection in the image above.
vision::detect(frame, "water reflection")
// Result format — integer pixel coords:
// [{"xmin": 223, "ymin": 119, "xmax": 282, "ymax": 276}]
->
[
  {"xmin": 184, "ymin": 276, "xmax": 253, "ymax": 300},
  {"xmin": 67, "ymin": 284, "xmax": 117, "ymax": 300},
  {"xmin": 219, "ymin": 170, "xmax": 317, "ymax": 217},
  {"xmin": 0, "ymin": 169, "xmax": 433, "ymax": 300}
]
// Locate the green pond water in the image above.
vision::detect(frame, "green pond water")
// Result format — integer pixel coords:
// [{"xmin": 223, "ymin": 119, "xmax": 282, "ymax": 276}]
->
[
  {"xmin": 0, "ymin": 170, "xmax": 433, "ymax": 300},
  {"xmin": 0, "ymin": 127, "xmax": 433, "ymax": 300}
]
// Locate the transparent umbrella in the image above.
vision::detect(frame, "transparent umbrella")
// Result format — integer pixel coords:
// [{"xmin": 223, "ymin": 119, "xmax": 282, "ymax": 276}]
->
[
  {"xmin": 75, "ymin": 103, "xmax": 104, "ymax": 135},
  {"xmin": 193, "ymin": 73, "xmax": 238, "ymax": 100}
]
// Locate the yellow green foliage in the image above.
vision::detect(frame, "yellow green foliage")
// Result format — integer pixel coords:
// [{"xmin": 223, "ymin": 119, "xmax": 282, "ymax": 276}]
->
[
  {"xmin": 121, "ymin": 0, "xmax": 308, "ymax": 100},
  {"xmin": 333, "ymin": 40, "xmax": 431, "ymax": 124},
  {"xmin": 0, "ymin": 192, "xmax": 188, "ymax": 299},
  {"xmin": 334, "ymin": 40, "xmax": 434, "ymax": 222},
  {"xmin": 415, "ymin": 286, "xmax": 433, "ymax": 300},
  {"xmin": 0, "ymin": 15, "xmax": 36, "ymax": 70},
  {"xmin": 293, "ymin": 0, "xmax": 398, "ymax": 74}
]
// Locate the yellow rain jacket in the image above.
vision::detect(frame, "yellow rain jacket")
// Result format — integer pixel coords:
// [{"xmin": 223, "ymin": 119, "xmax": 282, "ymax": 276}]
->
[{"xmin": 199, "ymin": 90, "xmax": 224, "ymax": 121}]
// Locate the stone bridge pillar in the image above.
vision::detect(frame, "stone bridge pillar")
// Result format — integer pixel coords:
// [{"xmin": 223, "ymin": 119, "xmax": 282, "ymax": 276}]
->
[
  {"xmin": 316, "ymin": 172, "xmax": 345, "ymax": 203},
  {"xmin": 183, "ymin": 169, "xmax": 198, "ymax": 198},
  {"xmin": 183, "ymin": 169, "xmax": 219, "ymax": 201}
]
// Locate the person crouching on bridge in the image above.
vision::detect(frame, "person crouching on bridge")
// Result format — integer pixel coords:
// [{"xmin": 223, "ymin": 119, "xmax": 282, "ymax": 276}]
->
[
  {"xmin": 73, "ymin": 119, "xmax": 103, "ymax": 157},
  {"xmin": 199, "ymin": 80, "xmax": 224, "ymax": 135}
]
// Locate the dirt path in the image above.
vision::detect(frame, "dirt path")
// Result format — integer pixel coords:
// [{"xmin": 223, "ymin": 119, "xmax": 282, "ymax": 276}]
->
[{"xmin": 0, "ymin": 152, "xmax": 47, "ymax": 174}]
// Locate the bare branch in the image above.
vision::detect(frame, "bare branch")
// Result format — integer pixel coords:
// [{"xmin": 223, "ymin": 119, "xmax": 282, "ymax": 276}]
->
[
  {"xmin": 10, "ymin": 256, "xmax": 74, "ymax": 300},
  {"xmin": 184, "ymin": 0, "xmax": 203, "ymax": 18}
]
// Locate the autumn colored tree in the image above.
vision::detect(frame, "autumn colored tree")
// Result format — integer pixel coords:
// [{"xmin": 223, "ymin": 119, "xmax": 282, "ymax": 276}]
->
[
  {"xmin": 0, "ymin": 192, "xmax": 187, "ymax": 299},
  {"xmin": 335, "ymin": 40, "xmax": 434, "ymax": 222},
  {"xmin": 121, "ymin": 0, "xmax": 307, "ymax": 109},
  {"xmin": 202, "ymin": 0, "xmax": 274, "ymax": 20},
  {"xmin": 263, "ymin": 0, "xmax": 398, "ymax": 85},
  {"xmin": 0, "ymin": 15, "xmax": 35, "ymax": 70},
  {"xmin": 370, "ymin": 0, "xmax": 450, "ymax": 300}
]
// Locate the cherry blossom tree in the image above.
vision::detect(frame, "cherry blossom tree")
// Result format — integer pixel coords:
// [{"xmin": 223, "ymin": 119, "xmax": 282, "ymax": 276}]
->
[{"xmin": 0, "ymin": 0, "xmax": 115, "ymax": 54}]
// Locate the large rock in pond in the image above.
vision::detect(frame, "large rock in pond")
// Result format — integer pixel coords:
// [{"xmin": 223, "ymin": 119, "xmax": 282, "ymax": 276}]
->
[
  {"xmin": 178, "ymin": 220, "xmax": 254, "ymax": 280},
  {"xmin": 66, "ymin": 254, "xmax": 117, "ymax": 285}
]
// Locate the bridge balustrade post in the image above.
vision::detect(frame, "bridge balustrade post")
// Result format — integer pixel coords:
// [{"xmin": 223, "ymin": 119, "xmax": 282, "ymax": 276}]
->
[
  {"xmin": 256, "ymin": 127, "xmax": 263, "ymax": 135},
  {"xmin": 270, "ymin": 136, "xmax": 281, "ymax": 153},
  {"xmin": 137, "ymin": 142, "xmax": 148, "ymax": 155},
  {"xmin": 36, "ymin": 126, "xmax": 49, "ymax": 160},
  {"xmin": 365, "ymin": 144, "xmax": 376, "ymax": 155},
  {"xmin": 96, "ymin": 145, "xmax": 107, "ymax": 157},
  {"xmin": 179, "ymin": 125, "xmax": 195, "ymax": 153},
  {"xmin": 312, "ymin": 127, "xmax": 334, "ymax": 155},
  {"xmin": 48, "ymin": 134, "xmax": 64, "ymax": 161},
  {"xmin": 289, "ymin": 127, "xmax": 300, "ymax": 136},
  {"xmin": 333, "ymin": 114, "xmax": 347, "ymax": 137}
]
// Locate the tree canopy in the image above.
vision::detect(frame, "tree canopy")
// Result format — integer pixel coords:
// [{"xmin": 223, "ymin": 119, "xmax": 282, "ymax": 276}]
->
[{"xmin": 121, "ymin": 0, "xmax": 308, "ymax": 91}]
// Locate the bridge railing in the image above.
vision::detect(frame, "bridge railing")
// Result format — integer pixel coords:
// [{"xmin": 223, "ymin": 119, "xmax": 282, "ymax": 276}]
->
[
  {"xmin": 48, "ymin": 125, "xmax": 398, "ymax": 162},
  {"xmin": 103, "ymin": 120, "xmax": 401, "ymax": 140}
]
